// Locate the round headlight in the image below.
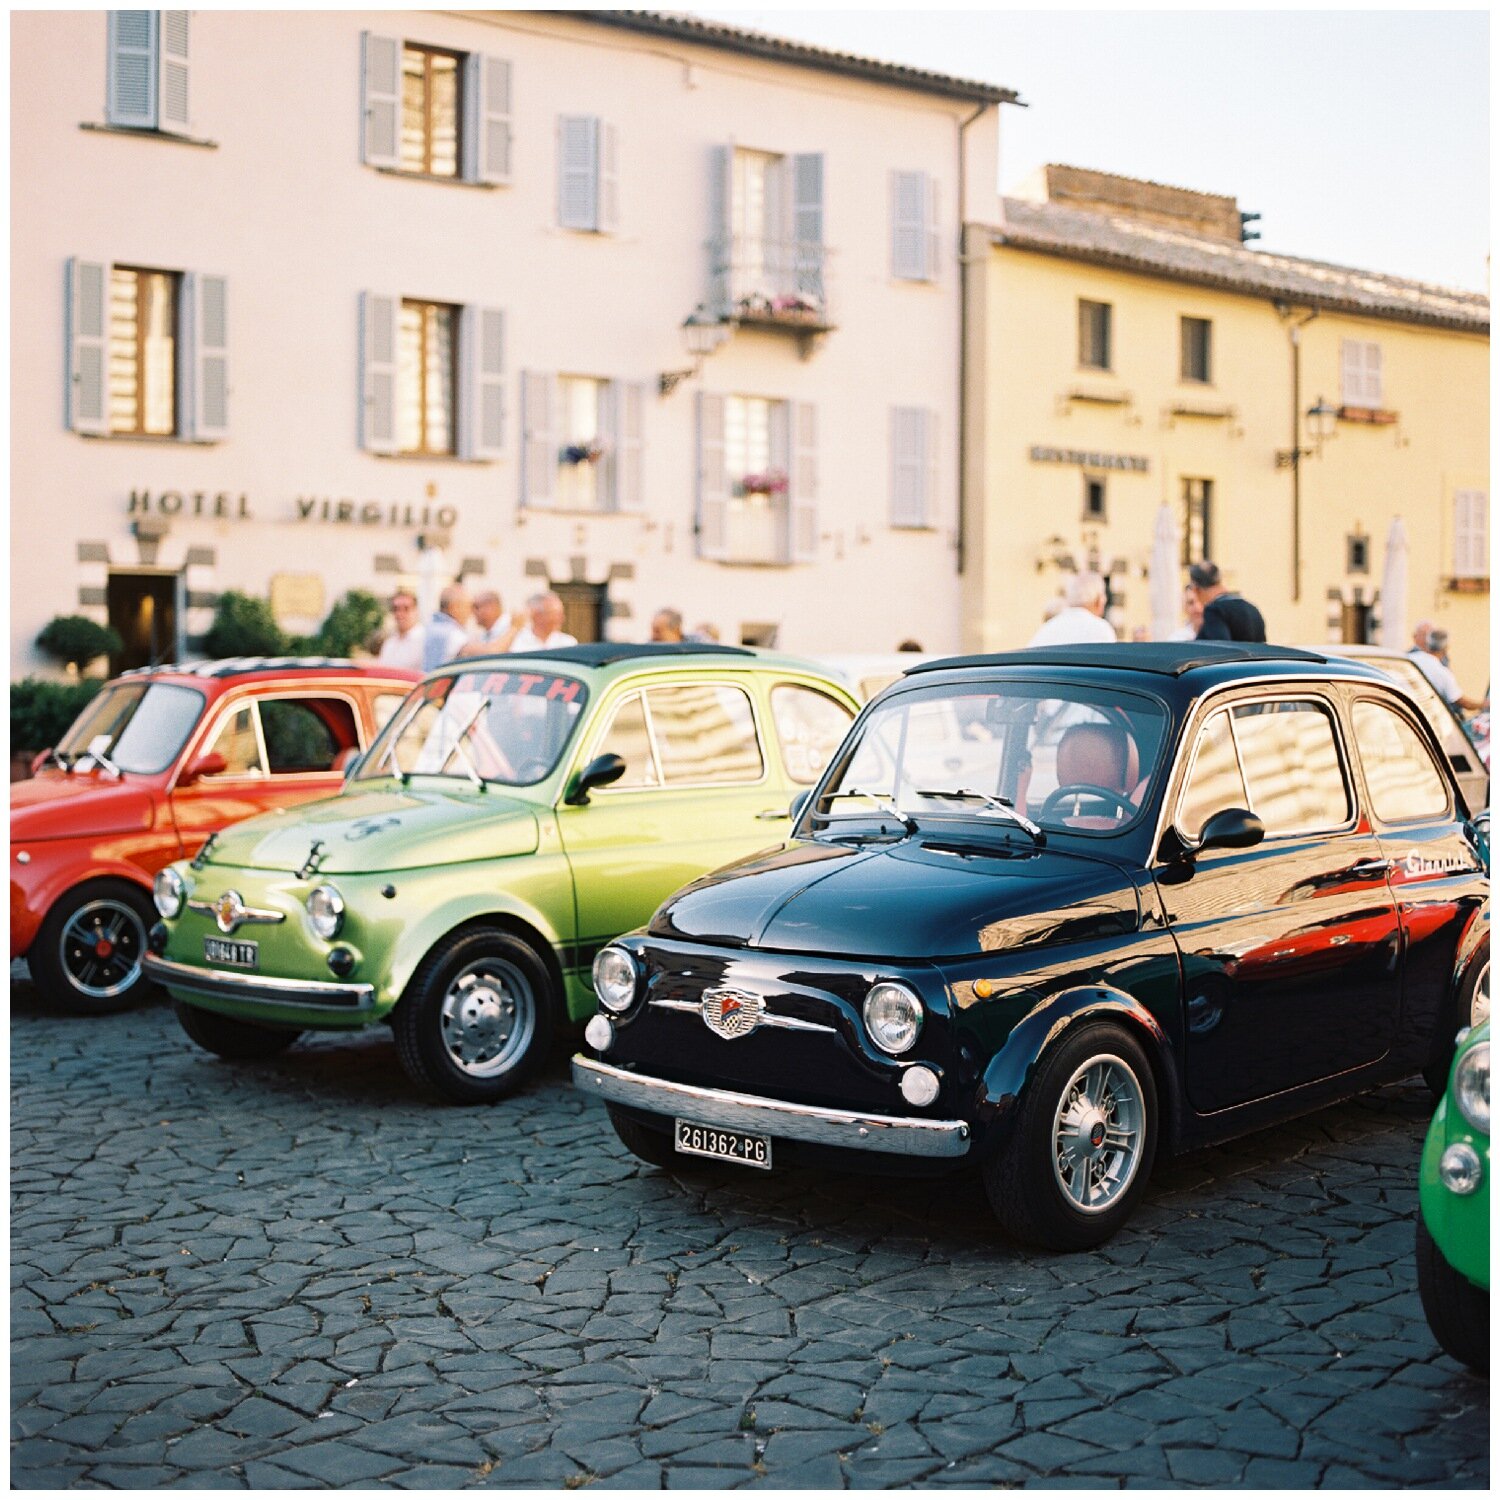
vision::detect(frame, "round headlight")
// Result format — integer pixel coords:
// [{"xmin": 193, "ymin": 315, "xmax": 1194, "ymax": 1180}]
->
[
  {"xmin": 153, "ymin": 867, "xmax": 185, "ymax": 919},
  {"xmin": 593, "ymin": 946, "xmax": 639, "ymax": 1013},
  {"xmin": 1454, "ymin": 1041, "xmax": 1489, "ymax": 1134},
  {"xmin": 306, "ymin": 885, "xmax": 345, "ymax": 941},
  {"xmin": 863, "ymin": 982, "xmax": 924, "ymax": 1055},
  {"xmin": 1439, "ymin": 1142, "xmax": 1483, "ymax": 1195}
]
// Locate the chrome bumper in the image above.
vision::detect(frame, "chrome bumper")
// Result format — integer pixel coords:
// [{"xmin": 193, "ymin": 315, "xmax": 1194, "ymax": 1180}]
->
[
  {"xmin": 571, "ymin": 1056, "xmax": 971, "ymax": 1159},
  {"xmin": 144, "ymin": 955, "xmax": 375, "ymax": 1015}
]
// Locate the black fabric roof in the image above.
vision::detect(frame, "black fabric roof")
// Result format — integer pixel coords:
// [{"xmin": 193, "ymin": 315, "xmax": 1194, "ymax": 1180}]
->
[
  {"xmin": 905, "ymin": 643, "xmax": 1330, "ymax": 679},
  {"xmin": 495, "ymin": 642, "xmax": 756, "ymax": 668}
]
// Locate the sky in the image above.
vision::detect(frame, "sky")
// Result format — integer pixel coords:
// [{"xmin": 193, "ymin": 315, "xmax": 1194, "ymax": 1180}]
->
[{"xmin": 686, "ymin": 7, "xmax": 1490, "ymax": 292}]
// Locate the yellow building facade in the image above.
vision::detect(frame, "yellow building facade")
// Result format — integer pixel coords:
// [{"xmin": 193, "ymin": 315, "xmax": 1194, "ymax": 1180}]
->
[{"xmin": 962, "ymin": 168, "xmax": 1490, "ymax": 695}]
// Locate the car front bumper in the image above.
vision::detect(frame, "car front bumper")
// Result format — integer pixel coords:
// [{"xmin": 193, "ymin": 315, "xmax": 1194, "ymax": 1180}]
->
[
  {"xmin": 571, "ymin": 1055, "xmax": 972, "ymax": 1159},
  {"xmin": 143, "ymin": 954, "xmax": 376, "ymax": 1022}
]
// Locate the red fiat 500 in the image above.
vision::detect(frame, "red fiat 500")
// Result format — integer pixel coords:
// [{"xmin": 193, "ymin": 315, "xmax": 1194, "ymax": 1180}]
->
[{"xmin": 11, "ymin": 657, "xmax": 418, "ymax": 1012}]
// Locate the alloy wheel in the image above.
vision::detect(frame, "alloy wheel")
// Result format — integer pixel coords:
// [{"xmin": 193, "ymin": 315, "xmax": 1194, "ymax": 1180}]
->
[
  {"xmin": 59, "ymin": 898, "xmax": 148, "ymax": 1001},
  {"xmin": 1051, "ymin": 1053, "xmax": 1146, "ymax": 1213}
]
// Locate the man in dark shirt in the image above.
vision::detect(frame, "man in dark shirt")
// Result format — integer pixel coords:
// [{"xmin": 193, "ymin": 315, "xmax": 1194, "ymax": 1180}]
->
[{"xmin": 1190, "ymin": 561, "xmax": 1267, "ymax": 642}]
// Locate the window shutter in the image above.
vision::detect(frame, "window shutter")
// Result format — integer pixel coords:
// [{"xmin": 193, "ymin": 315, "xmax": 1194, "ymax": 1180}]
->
[
  {"xmin": 359, "ymin": 292, "xmax": 398, "ymax": 454},
  {"xmin": 707, "ymin": 144, "xmax": 733, "ymax": 318},
  {"xmin": 558, "ymin": 115, "xmax": 599, "ymax": 231},
  {"xmin": 464, "ymin": 54, "xmax": 512, "ymax": 184},
  {"xmin": 791, "ymin": 153, "xmax": 825, "ymax": 305},
  {"xmin": 157, "ymin": 11, "xmax": 190, "ymax": 134},
  {"xmin": 184, "ymin": 271, "xmax": 229, "ymax": 441},
  {"xmin": 891, "ymin": 171, "xmax": 925, "ymax": 281},
  {"xmin": 521, "ymin": 371, "xmax": 557, "ymax": 507},
  {"xmin": 696, "ymin": 392, "xmax": 728, "ymax": 560},
  {"xmin": 361, "ymin": 33, "xmax": 401, "ymax": 169},
  {"xmin": 600, "ymin": 380, "xmax": 643, "ymax": 511},
  {"xmin": 598, "ymin": 122, "xmax": 620, "ymax": 233},
  {"xmin": 65, "ymin": 258, "xmax": 110, "ymax": 436},
  {"xmin": 459, "ymin": 305, "xmax": 505, "ymax": 460},
  {"xmin": 925, "ymin": 177, "xmax": 940, "ymax": 282},
  {"xmin": 889, "ymin": 407, "xmax": 929, "ymax": 527},
  {"xmin": 1364, "ymin": 342, "xmax": 1383, "ymax": 407},
  {"xmin": 106, "ymin": 11, "xmax": 158, "ymax": 129},
  {"xmin": 1454, "ymin": 490, "xmax": 1489, "ymax": 578},
  {"xmin": 789, "ymin": 401, "xmax": 819, "ymax": 562}
]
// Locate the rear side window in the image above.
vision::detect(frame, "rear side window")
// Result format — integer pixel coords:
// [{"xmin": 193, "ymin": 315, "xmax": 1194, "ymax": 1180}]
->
[
  {"xmin": 1354, "ymin": 700, "xmax": 1451, "ymax": 823},
  {"xmin": 1231, "ymin": 700, "xmax": 1350, "ymax": 835},
  {"xmin": 771, "ymin": 684, "xmax": 853, "ymax": 784},
  {"xmin": 644, "ymin": 683, "xmax": 763, "ymax": 786},
  {"xmin": 260, "ymin": 698, "xmax": 358, "ymax": 773}
]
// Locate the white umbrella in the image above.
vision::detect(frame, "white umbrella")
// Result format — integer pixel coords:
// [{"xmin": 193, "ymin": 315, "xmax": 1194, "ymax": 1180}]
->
[
  {"xmin": 1149, "ymin": 503, "xmax": 1181, "ymax": 642},
  {"xmin": 1379, "ymin": 516, "xmax": 1409, "ymax": 649}
]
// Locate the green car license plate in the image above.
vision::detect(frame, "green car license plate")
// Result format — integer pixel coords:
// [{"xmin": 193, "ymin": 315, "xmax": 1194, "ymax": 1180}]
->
[
  {"xmin": 675, "ymin": 1120, "xmax": 771, "ymax": 1169},
  {"xmin": 203, "ymin": 937, "xmax": 258, "ymax": 969}
]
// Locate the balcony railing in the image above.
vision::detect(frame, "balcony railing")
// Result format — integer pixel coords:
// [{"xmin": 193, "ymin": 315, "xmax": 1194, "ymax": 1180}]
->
[{"xmin": 708, "ymin": 235, "xmax": 832, "ymax": 335}]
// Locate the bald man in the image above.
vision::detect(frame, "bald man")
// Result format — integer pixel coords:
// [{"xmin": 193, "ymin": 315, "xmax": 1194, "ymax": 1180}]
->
[
  {"xmin": 511, "ymin": 591, "xmax": 579, "ymax": 653},
  {"xmin": 422, "ymin": 583, "xmax": 473, "ymax": 670}
]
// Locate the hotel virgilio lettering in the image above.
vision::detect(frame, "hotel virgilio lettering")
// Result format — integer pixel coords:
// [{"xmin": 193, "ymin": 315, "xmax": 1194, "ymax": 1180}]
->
[{"xmin": 124, "ymin": 490, "xmax": 459, "ymax": 528}]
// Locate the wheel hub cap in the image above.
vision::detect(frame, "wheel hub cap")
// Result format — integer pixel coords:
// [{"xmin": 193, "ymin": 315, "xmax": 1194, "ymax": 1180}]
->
[{"xmin": 438, "ymin": 963, "xmax": 535, "ymax": 1078}]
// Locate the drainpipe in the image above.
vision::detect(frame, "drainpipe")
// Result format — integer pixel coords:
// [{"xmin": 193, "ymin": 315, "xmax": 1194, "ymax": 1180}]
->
[
  {"xmin": 1278, "ymin": 304, "xmax": 1318, "ymax": 603},
  {"xmin": 955, "ymin": 100, "xmax": 989, "ymax": 580}
]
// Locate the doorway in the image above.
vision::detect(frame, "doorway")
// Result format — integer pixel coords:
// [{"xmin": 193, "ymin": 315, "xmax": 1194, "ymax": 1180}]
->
[
  {"xmin": 107, "ymin": 571, "xmax": 180, "ymax": 671},
  {"xmin": 1340, "ymin": 598, "xmax": 1373, "ymax": 644},
  {"xmin": 552, "ymin": 580, "xmax": 607, "ymax": 644}
]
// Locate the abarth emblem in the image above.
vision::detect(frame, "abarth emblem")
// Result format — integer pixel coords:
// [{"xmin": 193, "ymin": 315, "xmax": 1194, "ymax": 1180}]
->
[{"xmin": 701, "ymin": 987, "xmax": 765, "ymax": 1040}]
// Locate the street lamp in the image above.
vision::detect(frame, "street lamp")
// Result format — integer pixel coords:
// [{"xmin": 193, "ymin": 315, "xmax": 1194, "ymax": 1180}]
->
[
  {"xmin": 659, "ymin": 307, "xmax": 730, "ymax": 395},
  {"xmin": 1305, "ymin": 396, "xmax": 1340, "ymax": 447}
]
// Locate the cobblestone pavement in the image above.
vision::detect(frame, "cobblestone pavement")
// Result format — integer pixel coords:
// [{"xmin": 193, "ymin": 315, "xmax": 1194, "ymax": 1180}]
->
[{"xmin": 11, "ymin": 975, "xmax": 1490, "ymax": 1489}]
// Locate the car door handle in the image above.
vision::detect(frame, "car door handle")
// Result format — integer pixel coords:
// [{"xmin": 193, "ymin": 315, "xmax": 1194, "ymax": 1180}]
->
[
  {"xmin": 756, "ymin": 808, "xmax": 790, "ymax": 821},
  {"xmin": 1348, "ymin": 859, "xmax": 1392, "ymax": 879}
]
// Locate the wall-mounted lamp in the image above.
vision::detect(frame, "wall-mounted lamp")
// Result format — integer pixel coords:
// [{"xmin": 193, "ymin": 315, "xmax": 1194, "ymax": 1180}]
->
[{"xmin": 659, "ymin": 306, "xmax": 730, "ymax": 395}]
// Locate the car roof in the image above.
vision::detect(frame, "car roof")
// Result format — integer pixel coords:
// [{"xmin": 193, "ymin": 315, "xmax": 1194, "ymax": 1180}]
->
[
  {"xmin": 904, "ymin": 642, "xmax": 1332, "ymax": 678},
  {"xmin": 434, "ymin": 642, "xmax": 855, "ymax": 687},
  {"xmin": 115, "ymin": 656, "xmax": 418, "ymax": 684}
]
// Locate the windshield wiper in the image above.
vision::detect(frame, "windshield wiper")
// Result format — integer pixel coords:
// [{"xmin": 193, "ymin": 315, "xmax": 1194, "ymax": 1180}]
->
[
  {"xmin": 818, "ymin": 786, "xmax": 918, "ymax": 835},
  {"xmin": 916, "ymin": 787, "xmax": 1046, "ymax": 846},
  {"xmin": 435, "ymin": 699, "xmax": 490, "ymax": 788}
]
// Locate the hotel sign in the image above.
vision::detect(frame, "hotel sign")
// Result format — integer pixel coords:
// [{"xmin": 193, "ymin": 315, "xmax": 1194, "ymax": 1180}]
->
[
  {"xmin": 126, "ymin": 491, "xmax": 459, "ymax": 528},
  {"xmin": 1029, "ymin": 446, "xmax": 1150, "ymax": 474}
]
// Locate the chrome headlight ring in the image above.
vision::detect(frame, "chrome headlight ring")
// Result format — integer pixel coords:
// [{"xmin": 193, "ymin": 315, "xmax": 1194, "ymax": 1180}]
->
[
  {"xmin": 306, "ymin": 884, "xmax": 346, "ymax": 941},
  {"xmin": 1455, "ymin": 1040, "xmax": 1489, "ymax": 1135},
  {"xmin": 153, "ymin": 867, "xmax": 186, "ymax": 919},
  {"xmin": 593, "ymin": 946, "xmax": 640, "ymax": 1014},
  {"xmin": 863, "ymin": 981, "xmax": 924, "ymax": 1056}
]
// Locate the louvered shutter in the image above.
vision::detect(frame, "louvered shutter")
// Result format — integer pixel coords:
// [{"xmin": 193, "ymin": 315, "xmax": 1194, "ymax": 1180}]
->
[
  {"xmin": 1364, "ymin": 342, "xmax": 1383, "ymax": 407},
  {"xmin": 521, "ymin": 372, "xmax": 557, "ymax": 507},
  {"xmin": 696, "ymin": 392, "xmax": 728, "ymax": 559},
  {"xmin": 359, "ymin": 292, "xmax": 398, "ymax": 453},
  {"xmin": 791, "ymin": 154, "xmax": 825, "ymax": 305},
  {"xmin": 890, "ymin": 407, "xmax": 928, "ymax": 527},
  {"xmin": 66, "ymin": 258, "xmax": 110, "ymax": 436},
  {"xmin": 464, "ymin": 54, "xmax": 512, "ymax": 184},
  {"xmin": 613, "ymin": 381, "xmax": 643, "ymax": 510},
  {"xmin": 891, "ymin": 171, "xmax": 925, "ymax": 281},
  {"xmin": 1339, "ymin": 340, "xmax": 1361, "ymax": 406},
  {"xmin": 460, "ymin": 305, "xmax": 505, "ymax": 460},
  {"xmin": 707, "ymin": 144, "xmax": 733, "ymax": 318},
  {"xmin": 361, "ymin": 33, "xmax": 401, "ymax": 169},
  {"xmin": 598, "ymin": 123, "xmax": 620, "ymax": 233},
  {"xmin": 158, "ymin": 11, "xmax": 190, "ymax": 134},
  {"xmin": 925, "ymin": 177, "xmax": 941, "ymax": 283},
  {"xmin": 558, "ymin": 116, "xmax": 598, "ymax": 231},
  {"xmin": 185, "ymin": 272, "xmax": 229, "ymax": 441},
  {"xmin": 1454, "ymin": 490, "xmax": 1489, "ymax": 578},
  {"xmin": 107, "ymin": 11, "xmax": 157, "ymax": 129},
  {"xmin": 789, "ymin": 401, "xmax": 819, "ymax": 562}
]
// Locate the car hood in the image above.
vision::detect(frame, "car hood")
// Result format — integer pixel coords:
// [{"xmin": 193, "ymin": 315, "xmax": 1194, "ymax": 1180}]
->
[
  {"xmin": 10, "ymin": 772, "xmax": 158, "ymax": 842},
  {"xmin": 648, "ymin": 834, "xmax": 1142, "ymax": 961},
  {"xmin": 201, "ymin": 785, "xmax": 540, "ymax": 874}
]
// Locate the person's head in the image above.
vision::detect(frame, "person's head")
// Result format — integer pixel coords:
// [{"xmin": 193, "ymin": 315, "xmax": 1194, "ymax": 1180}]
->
[
  {"xmin": 1188, "ymin": 560, "xmax": 1225, "ymax": 606},
  {"xmin": 897, "ymin": 638, "xmax": 924, "ymax": 653},
  {"xmin": 1183, "ymin": 584, "xmax": 1204, "ymax": 629},
  {"xmin": 1412, "ymin": 620, "xmax": 1435, "ymax": 653},
  {"xmin": 472, "ymin": 589, "xmax": 502, "ymax": 631},
  {"xmin": 529, "ymin": 591, "xmax": 566, "ymax": 637},
  {"xmin": 651, "ymin": 608, "xmax": 684, "ymax": 643},
  {"xmin": 389, "ymin": 588, "xmax": 419, "ymax": 636},
  {"xmin": 1427, "ymin": 626, "xmax": 1451, "ymax": 660},
  {"xmin": 439, "ymin": 582, "xmax": 472, "ymax": 625},
  {"xmin": 1067, "ymin": 570, "xmax": 1108, "ymax": 617}
]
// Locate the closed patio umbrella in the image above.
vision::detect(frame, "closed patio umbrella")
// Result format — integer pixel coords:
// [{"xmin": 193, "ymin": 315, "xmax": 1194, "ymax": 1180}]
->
[
  {"xmin": 1379, "ymin": 516, "xmax": 1409, "ymax": 649},
  {"xmin": 1149, "ymin": 503, "xmax": 1181, "ymax": 642}
]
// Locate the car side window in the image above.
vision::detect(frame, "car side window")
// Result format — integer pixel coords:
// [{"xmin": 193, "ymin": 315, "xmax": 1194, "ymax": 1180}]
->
[
  {"xmin": 596, "ymin": 692, "xmax": 659, "ymax": 790},
  {"xmin": 1354, "ymin": 700, "xmax": 1451, "ymax": 823},
  {"xmin": 645, "ymin": 683, "xmax": 764, "ymax": 786},
  {"xmin": 260, "ymin": 698, "xmax": 355, "ymax": 774},
  {"xmin": 1231, "ymin": 699, "xmax": 1350, "ymax": 835},
  {"xmin": 1177, "ymin": 709, "xmax": 1247, "ymax": 840},
  {"xmin": 204, "ymin": 705, "xmax": 265, "ymax": 777},
  {"xmin": 771, "ymin": 684, "xmax": 854, "ymax": 785}
]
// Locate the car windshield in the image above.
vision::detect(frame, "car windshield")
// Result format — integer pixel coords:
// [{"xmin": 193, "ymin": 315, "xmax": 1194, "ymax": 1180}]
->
[
  {"xmin": 358, "ymin": 668, "xmax": 588, "ymax": 788},
  {"xmin": 55, "ymin": 682, "xmax": 205, "ymax": 775},
  {"xmin": 808, "ymin": 680, "xmax": 1170, "ymax": 840}
]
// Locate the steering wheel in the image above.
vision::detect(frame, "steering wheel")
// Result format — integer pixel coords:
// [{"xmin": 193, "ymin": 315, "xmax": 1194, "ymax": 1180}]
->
[{"xmin": 1038, "ymin": 783, "xmax": 1136, "ymax": 822}]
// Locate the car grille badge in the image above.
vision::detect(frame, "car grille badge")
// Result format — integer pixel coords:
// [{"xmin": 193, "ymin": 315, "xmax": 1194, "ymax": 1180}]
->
[{"xmin": 700, "ymin": 987, "xmax": 765, "ymax": 1041}]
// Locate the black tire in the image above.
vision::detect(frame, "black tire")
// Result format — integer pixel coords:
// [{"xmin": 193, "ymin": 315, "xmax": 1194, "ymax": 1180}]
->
[
  {"xmin": 607, "ymin": 1104, "xmax": 681, "ymax": 1169},
  {"xmin": 1424, "ymin": 954, "xmax": 1489, "ymax": 1097},
  {"xmin": 31, "ymin": 879, "xmax": 157, "ymax": 1015},
  {"xmin": 391, "ymin": 926, "xmax": 555, "ymax": 1103},
  {"xmin": 1416, "ymin": 1215, "xmax": 1489, "ymax": 1372},
  {"xmin": 982, "ymin": 1020, "xmax": 1159, "ymax": 1252},
  {"xmin": 174, "ymin": 1000, "xmax": 302, "ymax": 1060}
]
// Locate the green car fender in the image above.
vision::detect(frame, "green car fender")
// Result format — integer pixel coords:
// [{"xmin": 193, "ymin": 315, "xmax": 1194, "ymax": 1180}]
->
[{"xmin": 1419, "ymin": 1021, "xmax": 1490, "ymax": 1290}]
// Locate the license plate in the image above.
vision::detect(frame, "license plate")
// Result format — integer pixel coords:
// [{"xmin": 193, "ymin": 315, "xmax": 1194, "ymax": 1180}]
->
[
  {"xmin": 203, "ymin": 937, "xmax": 258, "ymax": 969},
  {"xmin": 674, "ymin": 1119, "xmax": 772, "ymax": 1170}
]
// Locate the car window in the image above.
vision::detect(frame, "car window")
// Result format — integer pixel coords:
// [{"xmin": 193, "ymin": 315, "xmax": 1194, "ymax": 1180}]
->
[
  {"xmin": 1177, "ymin": 710, "xmax": 1247, "ymax": 841},
  {"xmin": 771, "ymin": 684, "xmax": 853, "ymax": 785},
  {"xmin": 205, "ymin": 705, "xmax": 265, "ymax": 777},
  {"xmin": 1354, "ymin": 700, "xmax": 1451, "ymax": 823},
  {"xmin": 373, "ymin": 692, "xmax": 408, "ymax": 731},
  {"xmin": 644, "ymin": 683, "xmax": 764, "ymax": 786},
  {"xmin": 260, "ymin": 698, "xmax": 357, "ymax": 774},
  {"xmin": 1365, "ymin": 657, "xmax": 1460, "ymax": 747},
  {"xmin": 1231, "ymin": 700, "xmax": 1350, "ymax": 835},
  {"xmin": 595, "ymin": 692, "xmax": 659, "ymax": 790}
]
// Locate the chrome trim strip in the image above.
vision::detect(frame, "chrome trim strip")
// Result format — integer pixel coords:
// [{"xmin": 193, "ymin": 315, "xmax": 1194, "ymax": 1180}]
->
[
  {"xmin": 571, "ymin": 1055, "xmax": 970, "ymax": 1158},
  {"xmin": 186, "ymin": 898, "xmax": 286, "ymax": 929},
  {"xmin": 648, "ymin": 997, "xmax": 838, "ymax": 1034},
  {"xmin": 143, "ymin": 954, "xmax": 375, "ymax": 1014}
]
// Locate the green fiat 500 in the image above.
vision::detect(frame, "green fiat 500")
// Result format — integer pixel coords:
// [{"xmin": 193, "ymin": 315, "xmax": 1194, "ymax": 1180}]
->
[{"xmin": 143, "ymin": 644, "xmax": 858, "ymax": 1102}]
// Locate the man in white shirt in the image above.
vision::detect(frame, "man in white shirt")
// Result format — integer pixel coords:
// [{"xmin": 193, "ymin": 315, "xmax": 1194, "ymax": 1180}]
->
[
  {"xmin": 1410, "ymin": 622, "xmax": 1479, "ymax": 711},
  {"xmin": 461, "ymin": 590, "xmax": 526, "ymax": 656},
  {"xmin": 511, "ymin": 591, "xmax": 579, "ymax": 652},
  {"xmin": 421, "ymin": 583, "xmax": 474, "ymax": 670},
  {"xmin": 376, "ymin": 589, "xmax": 426, "ymax": 671},
  {"xmin": 1027, "ymin": 571, "xmax": 1118, "ymax": 648}
]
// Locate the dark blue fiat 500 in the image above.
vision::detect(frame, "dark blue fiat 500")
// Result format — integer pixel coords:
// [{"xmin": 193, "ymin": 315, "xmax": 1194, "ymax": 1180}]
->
[{"xmin": 573, "ymin": 644, "xmax": 1489, "ymax": 1250}]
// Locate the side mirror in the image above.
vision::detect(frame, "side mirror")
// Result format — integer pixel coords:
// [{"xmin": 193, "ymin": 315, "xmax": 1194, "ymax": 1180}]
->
[
  {"xmin": 789, "ymin": 789, "xmax": 812, "ymax": 824},
  {"xmin": 179, "ymin": 750, "xmax": 227, "ymax": 786},
  {"xmin": 566, "ymin": 752, "xmax": 627, "ymax": 806},
  {"xmin": 1194, "ymin": 807, "xmax": 1265, "ymax": 854}
]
